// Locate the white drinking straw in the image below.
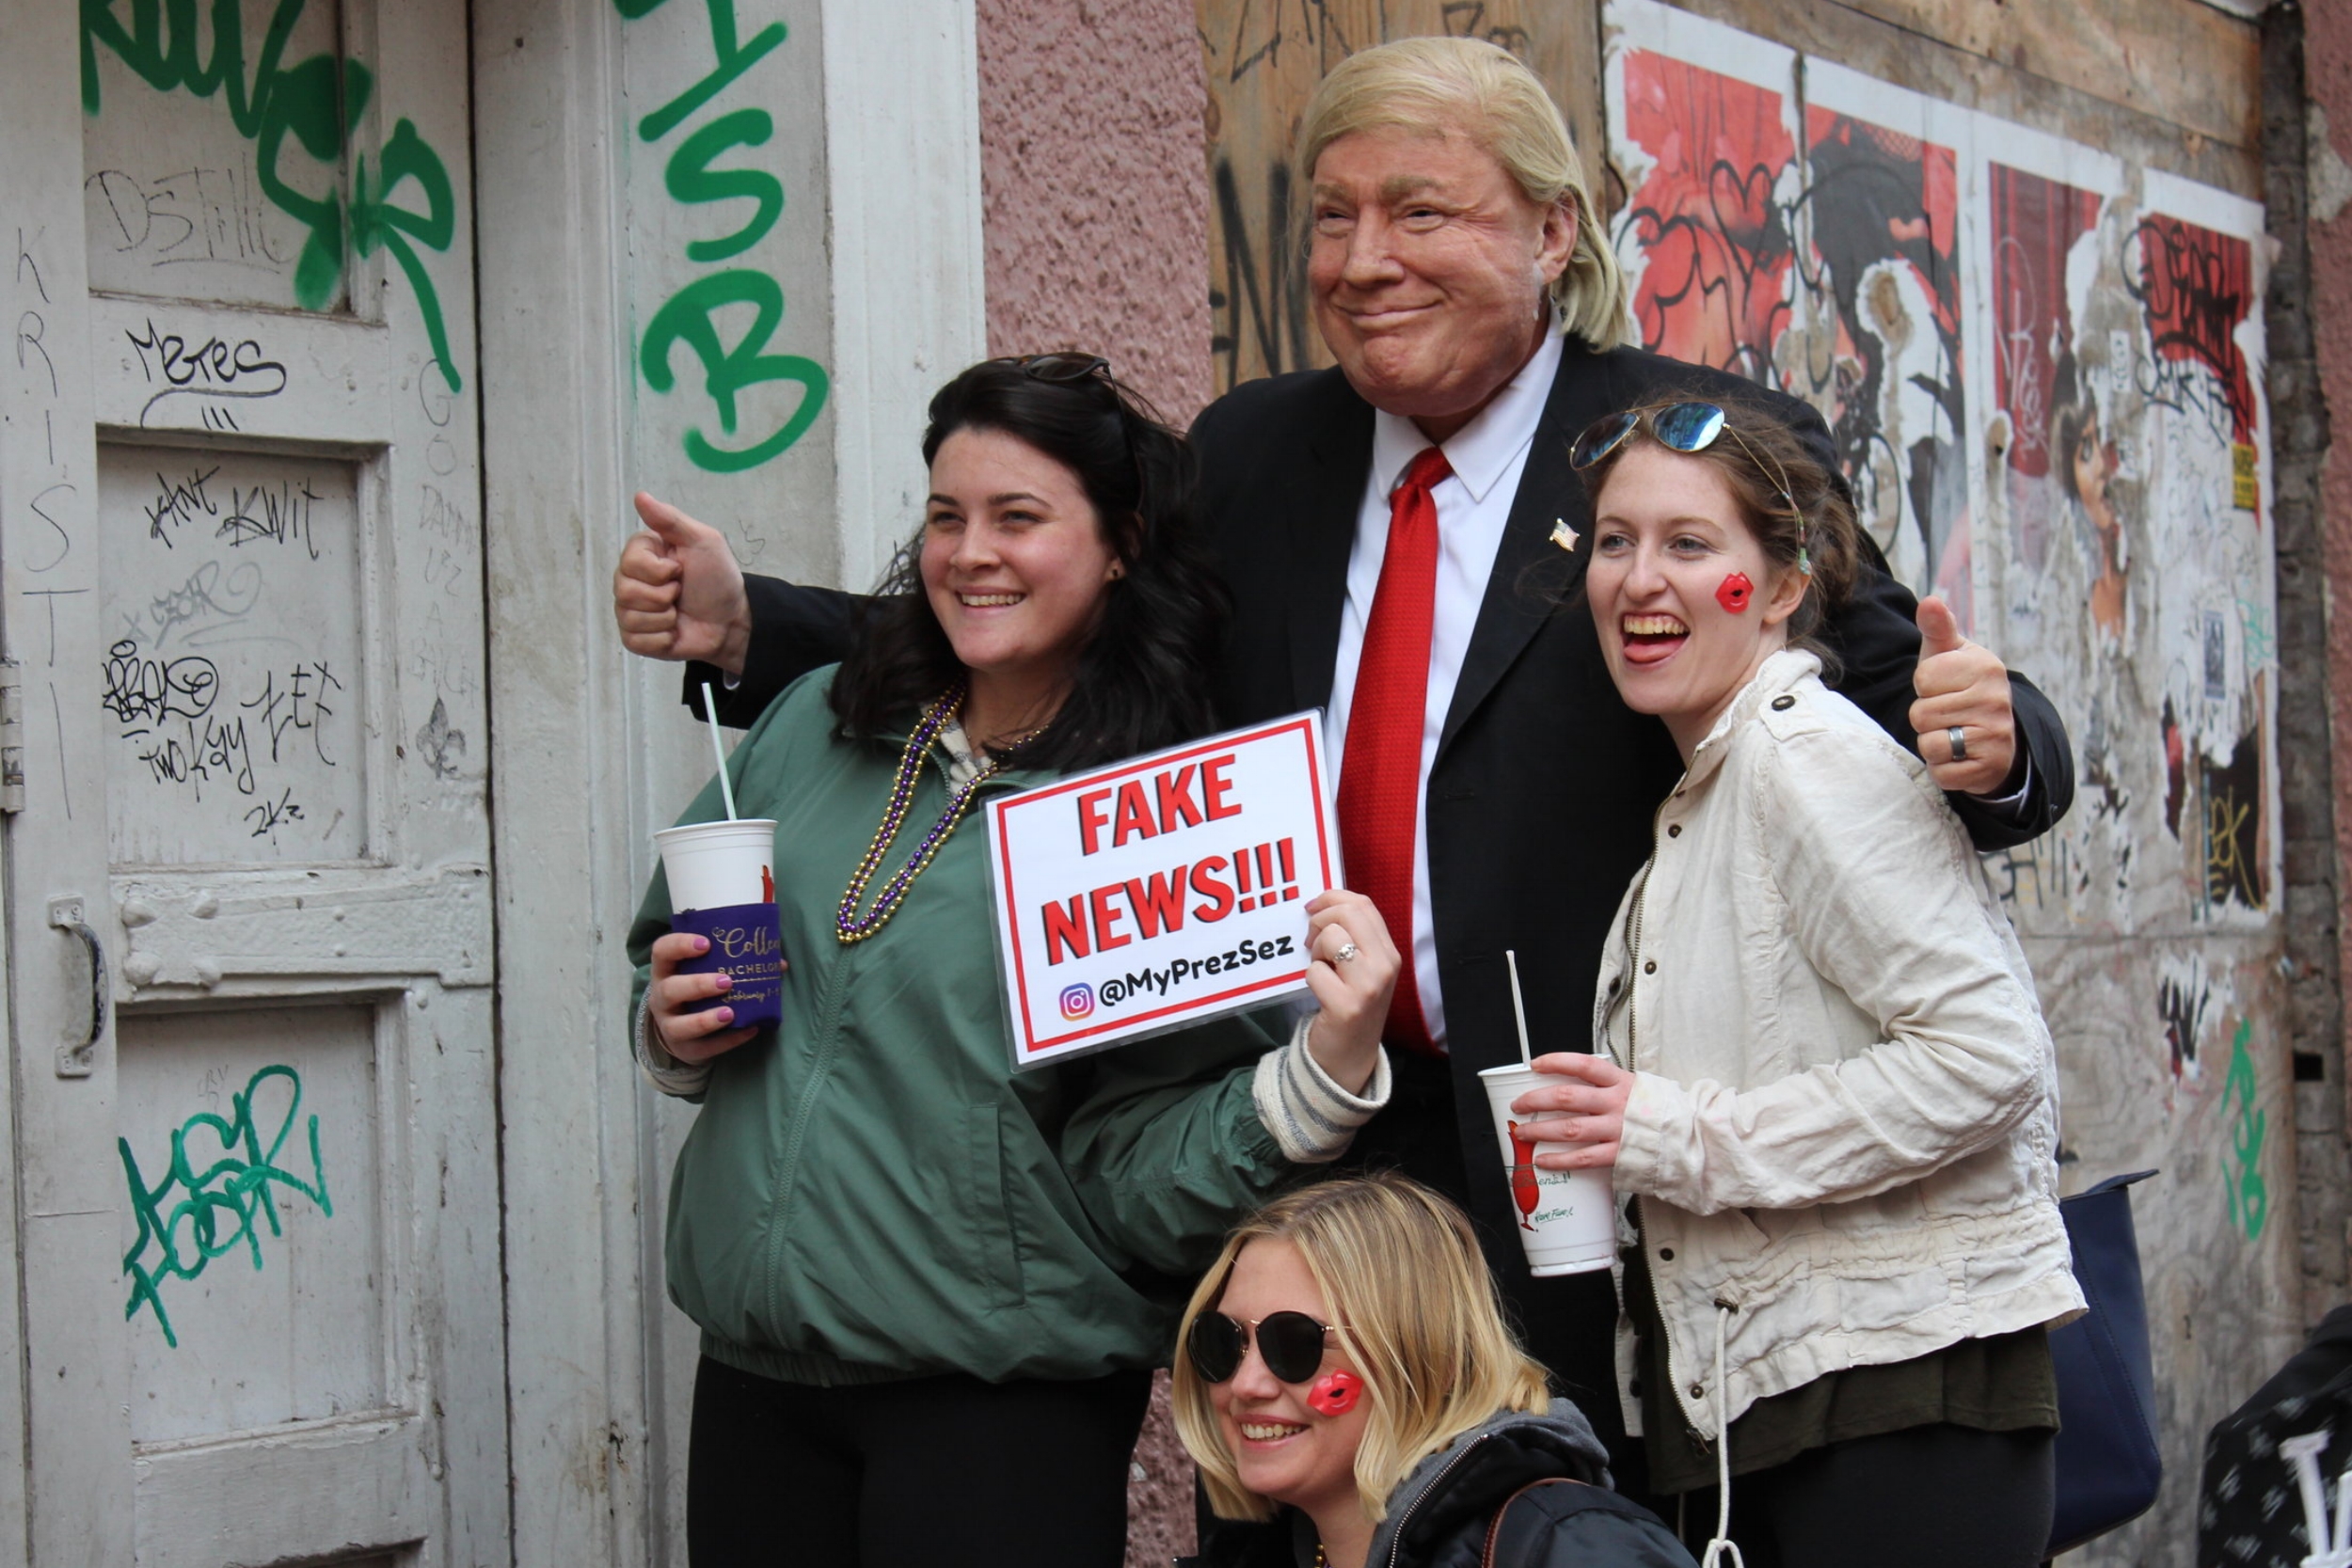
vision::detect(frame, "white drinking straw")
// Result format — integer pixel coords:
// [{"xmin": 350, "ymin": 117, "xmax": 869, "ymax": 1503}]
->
[
  {"xmin": 1505, "ymin": 949, "xmax": 1533, "ymax": 1067},
  {"xmin": 701, "ymin": 682, "xmax": 739, "ymax": 821}
]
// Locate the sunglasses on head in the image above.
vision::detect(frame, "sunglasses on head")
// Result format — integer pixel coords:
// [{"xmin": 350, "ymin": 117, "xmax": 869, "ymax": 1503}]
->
[
  {"xmin": 1569, "ymin": 401, "xmax": 1812, "ymax": 574},
  {"xmin": 1186, "ymin": 1309, "xmax": 1335, "ymax": 1385},
  {"xmin": 1006, "ymin": 351, "xmax": 1113, "ymax": 386}
]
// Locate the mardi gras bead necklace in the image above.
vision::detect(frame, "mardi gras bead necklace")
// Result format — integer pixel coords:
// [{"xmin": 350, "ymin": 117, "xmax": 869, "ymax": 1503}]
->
[{"xmin": 835, "ymin": 685, "xmax": 1009, "ymax": 943}]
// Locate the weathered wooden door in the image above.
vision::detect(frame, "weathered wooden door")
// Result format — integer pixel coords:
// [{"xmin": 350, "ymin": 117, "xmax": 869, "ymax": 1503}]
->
[{"xmin": 2, "ymin": 3, "xmax": 503, "ymax": 1564}]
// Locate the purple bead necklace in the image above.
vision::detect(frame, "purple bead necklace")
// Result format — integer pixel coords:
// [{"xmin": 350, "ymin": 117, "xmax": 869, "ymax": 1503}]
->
[{"xmin": 835, "ymin": 685, "xmax": 1006, "ymax": 944}]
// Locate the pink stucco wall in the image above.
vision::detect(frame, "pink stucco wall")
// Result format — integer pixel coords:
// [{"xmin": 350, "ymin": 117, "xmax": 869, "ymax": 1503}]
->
[
  {"xmin": 974, "ymin": 0, "xmax": 1215, "ymax": 424},
  {"xmin": 2311, "ymin": 8, "xmax": 2352, "ymax": 1065},
  {"xmin": 968, "ymin": 20, "xmax": 1213, "ymax": 1559}
]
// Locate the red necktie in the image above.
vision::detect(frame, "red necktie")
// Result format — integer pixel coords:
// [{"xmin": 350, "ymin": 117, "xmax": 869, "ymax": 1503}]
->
[{"xmin": 1337, "ymin": 446, "xmax": 1452, "ymax": 1056}]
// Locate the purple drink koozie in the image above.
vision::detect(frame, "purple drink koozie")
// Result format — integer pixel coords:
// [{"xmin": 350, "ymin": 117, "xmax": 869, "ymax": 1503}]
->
[{"xmin": 669, "ymin": 900, "xmax": 785, "ymax": 1030}]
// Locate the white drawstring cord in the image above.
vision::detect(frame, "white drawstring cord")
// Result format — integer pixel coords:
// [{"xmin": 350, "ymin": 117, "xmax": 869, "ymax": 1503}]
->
[{"xmin": 1699, "ymin": 1304, "xmax": 1745, "ymax": 1568}]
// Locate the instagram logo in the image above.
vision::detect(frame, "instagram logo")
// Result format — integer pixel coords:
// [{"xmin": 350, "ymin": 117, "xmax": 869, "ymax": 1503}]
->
[{"xmin": 1058, "ymin": 983, "xmax": 1095, "ymax": 1021}]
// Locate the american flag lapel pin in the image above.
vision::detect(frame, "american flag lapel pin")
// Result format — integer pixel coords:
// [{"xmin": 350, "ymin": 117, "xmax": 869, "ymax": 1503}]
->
[{"xmin": 1550, "ymin": 518, "xmax": 1579, "ymax": 553}]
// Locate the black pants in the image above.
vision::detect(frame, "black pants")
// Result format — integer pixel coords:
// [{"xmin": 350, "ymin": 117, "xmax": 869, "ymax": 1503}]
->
[
  {"xmin": 688, "ymin": 1356, "xmax": 1152, "ymax": 1567},
  {"xmin": 1672, "ymin": 1422, "xmax": 2057, "ymax": 1568}
]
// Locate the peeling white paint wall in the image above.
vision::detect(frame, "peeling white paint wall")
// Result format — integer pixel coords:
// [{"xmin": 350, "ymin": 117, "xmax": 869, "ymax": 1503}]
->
[{"xmin": 472, "ymin": 2, "xmax": 984, "ymax": 1561}]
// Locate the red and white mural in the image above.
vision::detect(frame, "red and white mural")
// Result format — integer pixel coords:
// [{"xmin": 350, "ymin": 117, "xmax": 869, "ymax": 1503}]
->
[{"xmin": 1604, "ymin": 8, "xmax": 2284, "ymax": 1556}]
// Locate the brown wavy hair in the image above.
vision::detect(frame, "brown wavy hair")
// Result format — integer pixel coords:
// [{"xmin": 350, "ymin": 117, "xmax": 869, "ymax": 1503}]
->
[{"xmin": 1573, "ymin": 394, "xmax": 1862, "ymax": 641}]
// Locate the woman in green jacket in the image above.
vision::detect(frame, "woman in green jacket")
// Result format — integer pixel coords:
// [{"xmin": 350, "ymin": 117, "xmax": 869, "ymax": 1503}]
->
[{"xmin": 625, "ymin": 356, "xmax": 1401, "ymax": 1568}]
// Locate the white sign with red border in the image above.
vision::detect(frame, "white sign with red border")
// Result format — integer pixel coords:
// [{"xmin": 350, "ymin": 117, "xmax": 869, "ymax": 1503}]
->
[{"xmin": 987, "ymin": 712, "xmax": 1337, "ymax": 1069}]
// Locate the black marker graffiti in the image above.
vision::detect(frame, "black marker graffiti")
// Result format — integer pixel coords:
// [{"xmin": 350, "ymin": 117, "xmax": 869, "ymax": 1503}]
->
[
  {"xmin": 244, "ymin": 785, "xmax": 305, "ymax": 841},
  {"xmin": 2130, "ymin": 214, "xmax": 2257, "ymax": 448},
  {"xmin": 416, "ymin": 696, "xmax": 466, "ymax": 781},
  {"xmin": 16, "ymin": 308, "xmax": 57, "ymax": 396},
  {"xmin": 102, "ymin": 639, "xmax": 220, "ymax": 726},
  {"xmin": 241, "ymin": 660, "xmax": 342, "ymax": 767},
  {"xmin": 218, "ymin": 476, "xmax": 323, "ymax": 560},
  {"xmin": 16, "ymin": 225, "xmax": 50, "ymax": 304},
  {"xmin": 86, "ymin": 163, "xmax": 290, "ymax": 275},
  {"xmin": 125, "ymin": 318, "xmax": 288, "ymax": 425},
  {"xmin": 135, "ymin": 712, "xmax": 258, "ymax": 800},
  {"xmin": 144, "ymin": 463, "xmax": 222, "ymax": 546},
  {"xmin": 25, "ymin": 481, "xmax": 75, "ymax": 575}
]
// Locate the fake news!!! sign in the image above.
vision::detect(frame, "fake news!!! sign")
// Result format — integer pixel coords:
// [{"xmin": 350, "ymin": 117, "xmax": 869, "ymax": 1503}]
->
[{"xmin": 987, "ymin": 714, "xmax": 1336, "ymax": 1067}]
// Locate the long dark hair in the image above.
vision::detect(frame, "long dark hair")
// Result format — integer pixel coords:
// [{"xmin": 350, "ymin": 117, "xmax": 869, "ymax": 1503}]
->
[{"xmin": 829, "ymin": 356, "xmax": 1229, "ymax": 770}]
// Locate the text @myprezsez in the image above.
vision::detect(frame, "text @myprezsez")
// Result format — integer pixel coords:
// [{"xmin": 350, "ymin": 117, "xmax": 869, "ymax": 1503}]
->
[{"xmin": 1091, "ymin": 935, "xmax": 1298, "ymax": 1007}]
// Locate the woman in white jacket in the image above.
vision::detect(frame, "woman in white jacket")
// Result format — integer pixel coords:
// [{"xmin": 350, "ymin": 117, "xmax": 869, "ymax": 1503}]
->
[{"xmin": 1509, "ymin": 400, "xmax": 2084, "ymax": 1568}]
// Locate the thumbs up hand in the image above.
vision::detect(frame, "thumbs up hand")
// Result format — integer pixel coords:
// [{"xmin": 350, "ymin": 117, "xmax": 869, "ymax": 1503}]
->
[
  {"xmin": 1909, "ymin": 595, "xmax": 2018, "ymax": 796},
  {"xmin": 612, "ymin": 492, "xmax": 753, "ymax": 673}
]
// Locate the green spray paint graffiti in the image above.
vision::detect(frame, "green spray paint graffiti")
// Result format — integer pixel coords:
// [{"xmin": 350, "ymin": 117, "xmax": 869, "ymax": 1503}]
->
[
  {"xmin": 80, "ymin": 0, "xmax": 464, "ymax": 394},
  {"xmin": 618, "ymin": 0, "xmax": 829, "ymax": 472},
  {"xmin": 2220, "ymin": 1019, "xmax": 2267, "ymax": 1240},
  {"xmin": 120, "ymin": 1063, "xmax": 332, "ymax": 1348}
]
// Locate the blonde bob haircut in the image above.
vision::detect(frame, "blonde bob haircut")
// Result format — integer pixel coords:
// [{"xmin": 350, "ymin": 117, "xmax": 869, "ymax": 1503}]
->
[
  {"xmin": 1294, "ymin": 36, "xmax": 1631, "ymax": 351},
  {"xmin": 1170, "ymin": 1174, "xmax": 1554, "ymax": 1525}
]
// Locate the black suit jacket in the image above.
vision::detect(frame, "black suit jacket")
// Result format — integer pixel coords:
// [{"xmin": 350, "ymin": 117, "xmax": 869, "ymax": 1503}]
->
[
  {"xmin": 693, "ymin": 340, "xmax": 2074, "ymax": 1464},
  {"xmin": 1174, "ymin": 343, "xmax": 2070, "ymax": 1447}
]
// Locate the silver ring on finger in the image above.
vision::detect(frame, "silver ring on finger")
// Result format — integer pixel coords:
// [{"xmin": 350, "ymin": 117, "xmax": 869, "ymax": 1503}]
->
[
  {"xmin": 1331, "ymin": 942, "xmax": 1360, "ymax": 964},
  {"xmin": 1947, "ymin": 725, "xmax": 1968, "ymax": 763}
]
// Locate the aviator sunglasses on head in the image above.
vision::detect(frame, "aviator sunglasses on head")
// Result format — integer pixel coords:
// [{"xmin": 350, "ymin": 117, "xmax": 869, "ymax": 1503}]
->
[
  {"xmin": 1568, "ymin": 400, "xmax": 1812, "ymax": 575},
  {"xmin": 1186, "ymin": 1309, "xmax": 1335, "ymax": 1385}
]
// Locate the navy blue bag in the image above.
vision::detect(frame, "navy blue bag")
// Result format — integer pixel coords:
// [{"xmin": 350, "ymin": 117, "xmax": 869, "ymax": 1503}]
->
[{"xmin": 2047, "ymin": 1169, "xmax": 2163, "ymax": 1558}]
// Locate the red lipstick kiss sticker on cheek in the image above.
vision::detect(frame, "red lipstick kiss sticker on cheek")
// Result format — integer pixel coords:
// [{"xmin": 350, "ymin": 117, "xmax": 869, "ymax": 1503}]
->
[
  {"xmin": 1716, "ymin": 573, "xmax": 1755, "ymax": 613},
  {"xmin": 1308, "ymin": 1371, "xmax": 1362, "ymax": 1417}
]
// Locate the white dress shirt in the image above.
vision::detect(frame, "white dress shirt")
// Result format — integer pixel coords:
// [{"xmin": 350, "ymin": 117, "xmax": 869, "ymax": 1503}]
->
[{"xmin": 1326, "ymin": 327, "xmax": 1566, "ymax": 1052}]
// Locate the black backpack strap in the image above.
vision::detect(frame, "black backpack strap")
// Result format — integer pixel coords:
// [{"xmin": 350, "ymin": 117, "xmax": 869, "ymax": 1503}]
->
[
  {"xmin": 1482, "ymin": 1478, "xmax": 1689, "ymax": 1567},
  {"xmin": 1483, "ymin": 1480, "xmax": 1582, "ymax": 1567}
]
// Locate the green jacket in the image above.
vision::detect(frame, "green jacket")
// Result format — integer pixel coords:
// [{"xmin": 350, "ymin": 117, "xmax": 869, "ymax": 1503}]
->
[{"xmin": 628, "ymin": 671, "xmax": 1300, "ymax": 1386}]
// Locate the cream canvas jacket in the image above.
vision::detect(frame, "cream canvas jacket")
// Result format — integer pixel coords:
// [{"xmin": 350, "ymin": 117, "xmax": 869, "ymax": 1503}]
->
[{"xmin": 1598, "ymin": 648, "xmax": 2085, "ymax": 1443}]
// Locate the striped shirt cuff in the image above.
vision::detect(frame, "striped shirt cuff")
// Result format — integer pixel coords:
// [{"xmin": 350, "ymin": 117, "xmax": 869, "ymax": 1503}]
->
[
  {"xmin": 634, "ymin": 988, "xmax": 713, "ymax": 1098},
  {"xmin": 1253, "ymin": 1015, "xmax": 1392, "ymax": 1164}
]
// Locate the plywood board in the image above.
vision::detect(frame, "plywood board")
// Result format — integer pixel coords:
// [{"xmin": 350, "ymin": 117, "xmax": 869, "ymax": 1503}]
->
[
  {"xmin": 1835, "ymin": 0, "xmax": 2258, "ymax": 152},
  {"xmin": 1654, "ymin": 0, "xmax": 2260, "ymax": 197}
]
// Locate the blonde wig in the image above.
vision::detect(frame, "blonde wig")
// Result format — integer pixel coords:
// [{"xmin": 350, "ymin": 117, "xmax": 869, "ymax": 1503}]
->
[
  {"xmin": 1293, "ymin": 36, "xmax": 1631, "ymax": 350},
  {"xmin": 1170, "ymin": 1174, "xmax": 1555, "ymax": 1525}
]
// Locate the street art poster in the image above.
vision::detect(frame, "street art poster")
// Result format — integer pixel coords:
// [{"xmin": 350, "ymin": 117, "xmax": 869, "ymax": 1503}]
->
[
  {"xmin": 1603, "ymin": 0, "xmax": 2276, "ymax": 942},
  {"xmin": 1603, "ymin": 12, "xmax": 2286, "ymax": 1543}
]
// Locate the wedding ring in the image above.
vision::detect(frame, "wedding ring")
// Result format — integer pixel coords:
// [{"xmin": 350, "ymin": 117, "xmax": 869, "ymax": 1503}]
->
[
  {"xmin": 1947, "ymin": 726, "xmax": 1968, "ymax": 763},
  {"xmin": 1332, "ymin": 942, "xmax": 1360, "ymax": 964}
]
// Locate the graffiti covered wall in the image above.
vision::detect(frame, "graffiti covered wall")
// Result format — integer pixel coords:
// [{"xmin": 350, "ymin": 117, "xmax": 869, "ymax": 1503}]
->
[
  {"xmin": 1604, "ymin": 4, "xmax": 2287, "ymax": 1559},
  {"xmin": 615, "ymin": 0, "xmax": 836, "ymax": 581}
]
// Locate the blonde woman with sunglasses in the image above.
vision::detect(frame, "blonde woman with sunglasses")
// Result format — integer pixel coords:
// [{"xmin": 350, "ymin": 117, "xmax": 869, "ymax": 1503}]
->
[
  {"xmin": 1171, "ymin": 1174, "xmax": 1694, "ymax": 1568},
  {"xmin": 1507, "ymin": 399, "xmax": 2084, "ymax": 1567}
]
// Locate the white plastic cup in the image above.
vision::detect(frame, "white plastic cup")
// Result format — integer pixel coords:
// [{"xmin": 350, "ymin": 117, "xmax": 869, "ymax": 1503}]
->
[
  {"xmin": 1477, "ymin": 1063, "xmax": 1618, "ymax": 1276},
  {"xmin": 655, "ymin": 819, "xmax": 778, "ymax": 912}
]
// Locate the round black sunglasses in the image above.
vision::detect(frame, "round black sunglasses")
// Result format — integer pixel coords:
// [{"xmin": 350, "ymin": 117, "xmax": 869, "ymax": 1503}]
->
[{"xmin": 1185, "ymin": 1309, "xmax": 1336, "ymax": 1385}]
